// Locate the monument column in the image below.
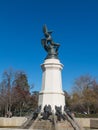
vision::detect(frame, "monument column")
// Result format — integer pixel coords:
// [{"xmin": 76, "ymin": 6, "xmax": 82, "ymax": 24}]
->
[{"xmin": 38, "ymin": 25, "xmax": 65, "ymax": 112}]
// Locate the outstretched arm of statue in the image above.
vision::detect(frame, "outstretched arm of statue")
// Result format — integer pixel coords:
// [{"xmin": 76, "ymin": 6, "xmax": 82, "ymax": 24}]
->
[{"xmin": 51, "ymin": 41, "xmax": 60, "ymax": 46}]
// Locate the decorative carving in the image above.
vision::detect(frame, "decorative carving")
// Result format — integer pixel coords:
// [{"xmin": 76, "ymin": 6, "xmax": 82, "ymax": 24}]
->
[
  {"xmin": 32, "ymin": 105, "xmax": 41, "ymax": 120},
  {"xmin": 55, "ymin": 106, "xmax": 66, "ymax": 121},
  {"xmin": 41, "ymin": 105, "xmax": 52, "ymax": 120}
]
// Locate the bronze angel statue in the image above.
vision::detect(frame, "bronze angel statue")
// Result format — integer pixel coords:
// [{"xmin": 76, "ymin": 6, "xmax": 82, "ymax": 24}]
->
[{"xmin": 41, "ymin": 24, "xmax": 60, "ymax": 59}]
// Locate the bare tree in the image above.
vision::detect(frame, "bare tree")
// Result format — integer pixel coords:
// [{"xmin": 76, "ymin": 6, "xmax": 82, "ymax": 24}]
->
[{"xmin": 71, "ymin": 74, "xmax": 98, "ymax": 114}]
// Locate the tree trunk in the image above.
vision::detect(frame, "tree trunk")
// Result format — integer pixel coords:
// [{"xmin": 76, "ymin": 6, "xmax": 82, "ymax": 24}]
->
[
  {"xmin": 19, "ymin": 103, "xmax": 23, "ymax": 116},
  {"xmin": 87, "ymin": 106, "xmax": 90, "ymax": 114}
]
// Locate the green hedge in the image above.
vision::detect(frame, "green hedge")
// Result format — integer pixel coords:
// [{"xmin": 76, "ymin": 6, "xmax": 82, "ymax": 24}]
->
[{"xmin": 75, "ymin": 113, "xmax": 98, "ymax": 118}]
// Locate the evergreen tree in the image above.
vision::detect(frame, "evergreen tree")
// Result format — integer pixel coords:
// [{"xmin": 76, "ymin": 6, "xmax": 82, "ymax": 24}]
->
[{"xmin": 14, "ymin": 71, "xmax": 30, "ymax": 91}]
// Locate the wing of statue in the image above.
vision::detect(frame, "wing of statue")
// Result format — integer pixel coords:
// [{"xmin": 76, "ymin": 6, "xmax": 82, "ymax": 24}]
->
[
  {"xmin": 43, "ymin": 24, "xmax": 48, "ymax": 33},
  {"xmin": 43, "ymin": 24, "xmax": 53, "ymax": 34}
]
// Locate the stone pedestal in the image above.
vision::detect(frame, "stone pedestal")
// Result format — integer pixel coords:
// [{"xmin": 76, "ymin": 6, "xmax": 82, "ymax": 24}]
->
[{"xmin": 38, "ymin": 59, "xmax": 65, "ymax": 112}]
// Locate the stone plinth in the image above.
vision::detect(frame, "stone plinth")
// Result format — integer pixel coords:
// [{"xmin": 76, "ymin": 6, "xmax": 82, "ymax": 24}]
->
[
  {"xmin": 90, "ymin": 119, "xmax": 98, "ymax": 128},
  {"xmin": 38, "ymin": 59, "xmax": 65, "ymax": 112}
]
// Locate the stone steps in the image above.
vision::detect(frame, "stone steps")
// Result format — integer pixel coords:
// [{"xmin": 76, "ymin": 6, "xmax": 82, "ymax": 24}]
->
[
  {"xmin": 30, "ymin": 120, "xmax": 54, "ymax": 130},
  {"xmin": 29, "ymin": 119, "xmax": 75, "ymax": 130},
  {"xmin": 56, "ymin": 120, "xmax": 74, "ymax": 130}
]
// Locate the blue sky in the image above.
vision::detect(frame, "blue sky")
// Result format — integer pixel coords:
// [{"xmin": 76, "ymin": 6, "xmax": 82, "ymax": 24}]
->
[{"xmin": 0, "ymin": 0, "xmax": 98, "ymax": 93}]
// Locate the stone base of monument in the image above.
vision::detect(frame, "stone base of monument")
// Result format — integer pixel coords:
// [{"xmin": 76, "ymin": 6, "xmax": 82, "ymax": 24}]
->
[
  {"xmin": 38, "ymin": 59, "xmax": 65, "ymax": 112},
  {"xmin": 27, "ymin": 101, "xmax": 81, "ymax": 130}
]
